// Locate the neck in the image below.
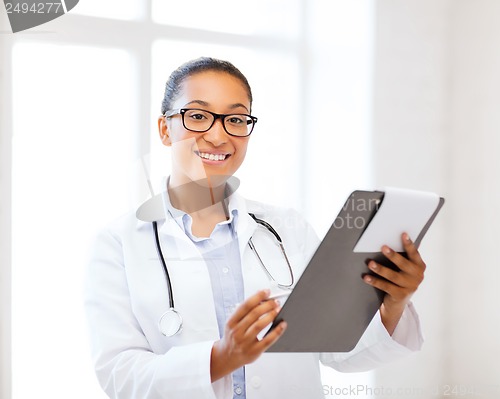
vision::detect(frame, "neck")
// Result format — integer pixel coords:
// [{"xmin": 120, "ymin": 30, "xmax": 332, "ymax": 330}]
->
[
  {"xmin": 168, "ymin": 176, "xmax": 228, "ymax": 215},
  {"xmin": 168, "ymin": 176, "xmax": 232, "ymax": 238}
]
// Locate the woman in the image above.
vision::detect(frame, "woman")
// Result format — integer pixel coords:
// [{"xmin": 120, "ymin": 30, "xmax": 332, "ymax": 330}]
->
[{"xmin": 85, "ymin": 57, "xmax": 425, "ymax": 399}]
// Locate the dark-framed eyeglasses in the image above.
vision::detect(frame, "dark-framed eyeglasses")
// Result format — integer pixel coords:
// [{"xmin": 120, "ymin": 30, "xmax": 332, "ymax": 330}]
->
[{"xmin": 163, "ymin": 108, "xmax": 258, "ymax": 137}]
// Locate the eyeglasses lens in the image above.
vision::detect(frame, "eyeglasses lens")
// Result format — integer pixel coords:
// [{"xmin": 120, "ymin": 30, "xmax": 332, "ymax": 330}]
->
[{"xmin": 183, "ymin": 109, "xmax": 254, "ymax": 136}]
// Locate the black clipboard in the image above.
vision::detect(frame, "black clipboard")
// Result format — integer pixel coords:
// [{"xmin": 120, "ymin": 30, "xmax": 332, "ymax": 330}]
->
[{"xmin": 265, "ymin": 190, "xmax": 445, "ymax": 353}]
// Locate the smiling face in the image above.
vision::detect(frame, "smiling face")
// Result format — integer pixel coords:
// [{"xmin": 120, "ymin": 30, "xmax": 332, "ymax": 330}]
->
[{"xmin": 158, "ymin": 71, "xmax": 252, "ymax": 187}]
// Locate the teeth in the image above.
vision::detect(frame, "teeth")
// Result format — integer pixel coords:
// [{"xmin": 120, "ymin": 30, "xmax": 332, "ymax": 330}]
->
[{"xmin": 198, "ymin": 152, "xmax": 226, "ymax": 161}]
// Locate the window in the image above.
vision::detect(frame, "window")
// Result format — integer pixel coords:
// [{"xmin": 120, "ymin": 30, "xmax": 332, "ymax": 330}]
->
[
  {"xmin": 12, "ymin": 42, "xmax": 135, "ymax": 399},
  {"xmin": 151, "ymin": 0, "xmax": 300, "ymax": 37},
  {"xmin": 72, "ymin": 0, "xmax": 144, "ymax": 20}
]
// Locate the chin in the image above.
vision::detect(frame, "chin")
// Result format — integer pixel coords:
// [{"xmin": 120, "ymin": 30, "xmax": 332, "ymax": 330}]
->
[{"xmin": 202, "ymin": 173, "xmax": 232, "ymax": 188}]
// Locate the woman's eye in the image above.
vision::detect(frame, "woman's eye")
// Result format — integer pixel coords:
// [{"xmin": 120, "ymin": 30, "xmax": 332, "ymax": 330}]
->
[
  {"xmin": 227, "ymin": 116, "xmax": 245, "ymax": 125},
  {"xmin": 189, "ymin": 113, "xmax": 207, "ymax": 120}
]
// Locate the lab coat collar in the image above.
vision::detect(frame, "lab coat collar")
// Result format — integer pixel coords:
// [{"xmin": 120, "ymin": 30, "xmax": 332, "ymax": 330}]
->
[{"xmin": 228, "ymin": 192, "xmax": 264, "ymax": 264}]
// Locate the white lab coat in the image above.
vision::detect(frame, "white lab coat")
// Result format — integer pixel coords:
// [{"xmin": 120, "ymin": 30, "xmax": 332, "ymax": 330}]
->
[{"xmin": 85, "ymin": 191, "xmax": 423, "ymax": 399}]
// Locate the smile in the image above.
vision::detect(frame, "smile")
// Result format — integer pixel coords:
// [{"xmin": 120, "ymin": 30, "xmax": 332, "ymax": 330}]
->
[{"xmin": 195, "ymin": 151, "xmax": 229, "ymax": 161}]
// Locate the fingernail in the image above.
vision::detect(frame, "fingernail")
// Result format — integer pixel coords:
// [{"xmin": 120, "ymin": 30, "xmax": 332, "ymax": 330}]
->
[
  {"xmin": 369, "ymin": 261, "xmax": 377, "ymax": 270},
  {"xmin": 404, "ymin": 233, "xmax": 411, "ymax": 242},
  {"xmin": 383, "ymin": 246, "xmax": 391, "ymax": 255},
  {"xmin": 275, "ymin": 299, "xmax": 282, "ymax": 306},
  {"xmin": 263, "ymin": 289, "xmax": 271, "ymax": 296},
  {"xmin": 364, "ymin": 275, "xmax": 372, "ymax": 283}
]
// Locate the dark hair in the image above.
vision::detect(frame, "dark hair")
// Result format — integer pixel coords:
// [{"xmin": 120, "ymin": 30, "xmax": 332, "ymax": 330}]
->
[{"xmin": 160, "ymin": 57, "xmax": 253, "ymax": 115}]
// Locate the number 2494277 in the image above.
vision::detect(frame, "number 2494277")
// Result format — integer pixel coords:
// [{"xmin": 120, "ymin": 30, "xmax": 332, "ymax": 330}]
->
[{"xmin": 5, "ymin": 2, "xmax": 63, "ymax": 14}]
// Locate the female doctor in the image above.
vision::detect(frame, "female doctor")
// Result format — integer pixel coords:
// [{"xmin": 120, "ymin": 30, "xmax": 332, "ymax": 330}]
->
[{"xmin": 85, "ymin": 57, "xmax": 426, "ymax": 399}]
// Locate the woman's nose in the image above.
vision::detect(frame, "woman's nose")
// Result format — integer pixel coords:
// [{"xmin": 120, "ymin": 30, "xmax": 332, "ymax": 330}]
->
[{"xmin": 203, "ymin": 118, "xmax": 228, "ymax": 146}]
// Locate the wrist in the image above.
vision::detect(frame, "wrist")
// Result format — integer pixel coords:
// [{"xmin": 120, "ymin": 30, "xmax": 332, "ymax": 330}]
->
[
  {"xmin": 380, "ymin": 302, "xmax": 407, "ymax": 335},
  {"xmin": 382, "ymin": 300, "xmax": 407, "ymax": 317},
  {"xmin": 210, "ymin": 341, "xmax": 235, "ymax": 382}
]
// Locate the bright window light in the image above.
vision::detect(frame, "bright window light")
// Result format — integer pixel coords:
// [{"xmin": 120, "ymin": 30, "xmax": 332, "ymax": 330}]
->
[
  {"xmin": 151, "ymin": 0, "xmax": 300, "ymax": 37},
  {"xmin": 71, "ymin": 0, "xmax": 143, "ymax": 20},
  {"xmin": 303, "ymin": 0, "xmax": 375, "ymax": 238},
  {"xmin": 12, "ymin": 42, "xmax": 136, "ymax": 399}
]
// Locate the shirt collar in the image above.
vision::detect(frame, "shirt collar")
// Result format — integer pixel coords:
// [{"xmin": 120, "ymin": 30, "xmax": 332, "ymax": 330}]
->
[
  {"xmin": 160, "ymin": 176, "xmax": 241, "ymax": 237},
  {"xmin": 135, "ymin": 175, "xmax": 241, "ymax": 223}
]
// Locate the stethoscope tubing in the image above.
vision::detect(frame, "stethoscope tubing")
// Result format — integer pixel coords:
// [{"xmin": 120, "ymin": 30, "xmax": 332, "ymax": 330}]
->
[
  {"xmin": 249, "ymin": 213, "xmax": 282, "ymax": 242},
  {"xmin": 153, "ymin": 221, "xmax": 175, "ymax": 308}
]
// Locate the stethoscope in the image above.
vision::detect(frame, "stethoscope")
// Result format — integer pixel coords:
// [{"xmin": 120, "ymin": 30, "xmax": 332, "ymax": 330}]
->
[{"xmin": 153, "ymin": 213, "xmax": 295, "ymax": 337}]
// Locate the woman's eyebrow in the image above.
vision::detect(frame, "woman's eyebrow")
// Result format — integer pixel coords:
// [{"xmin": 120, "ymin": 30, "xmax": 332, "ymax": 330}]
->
[
  {"xmin": 184, "ymin": 100, "xmax": 209, "ymax": 107},
  {"xmin": 228, "ymin": 103, "xmax": 250, "ymax": 112},
  {"xmin": 184, "ymin": 100, "xmax": 249, "ymax": 113}
]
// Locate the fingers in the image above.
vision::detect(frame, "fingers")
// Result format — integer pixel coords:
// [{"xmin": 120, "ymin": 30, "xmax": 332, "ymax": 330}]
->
[
  {"xmin": 363, "ymin": 264, "xmax": 416, "ymax": 302},
  {"xmin": 363, "ymin": 233, "xmax": 426, "ymax": 299},
  {"xmin": 219, "ymin": 289, "xmax": 286, "ymax": 371},
  {"xmin": 243, "ymin": 304, "xmax": 280, "ymax": 338},
  {"xmin": 226, "ymin": 289, "xmax": 282, "ymax": 341},
  {"xmin": 402, "ymin": 233, "xmax": 426, "ymax": 271},
  {"xmin": 363, "ymin": 273, "xmax": 399, "ymax": 297},
  {"xmin": 366, "ymin": 260, "xmax": 405, "ymax": 287},
  {"xmin": 254, "ymin": 320, "xmax": 287, "ymax": 352},
  {"xmin": 379, "ymin": 234, "xmax": 426, "ymax": 276},
  {"xmin": 227, "ymin": 289, "xmax": 272, "ymax": 329}
]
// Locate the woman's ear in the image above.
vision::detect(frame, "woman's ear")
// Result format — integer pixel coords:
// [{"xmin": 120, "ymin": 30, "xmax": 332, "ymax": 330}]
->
[{"xmin": 158, "ymin": 116, "xmax": 172, "ymax": 146}]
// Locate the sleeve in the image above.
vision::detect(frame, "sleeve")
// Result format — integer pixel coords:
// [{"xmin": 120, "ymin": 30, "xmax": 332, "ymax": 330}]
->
[
  {"xmin": 319, "ymin": 302, "xmax": 424, "ymax": 372},
  {"xmin": 84, "ymin": 228, "xmax": 232, "ymax": 399}
]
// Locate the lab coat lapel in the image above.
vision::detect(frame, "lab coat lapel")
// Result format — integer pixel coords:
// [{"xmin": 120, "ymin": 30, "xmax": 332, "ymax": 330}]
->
[
  {"xmin": 228, "ymin": 192, "xmax": 256, "ymax": 265},
  {"xmin": 136, "ymin": 188, "xmax": 205, "ymax": 260},
  {"xmin": 231, "ymin": 194, "xmax": 274, "ymax": 299},
  {"xmin": 158, "ymin": 216, "xmax": 204, "ymax": 260}
]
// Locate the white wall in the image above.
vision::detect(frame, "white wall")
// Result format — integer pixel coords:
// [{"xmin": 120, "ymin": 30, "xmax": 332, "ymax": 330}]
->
[
  {"xmin": 373, "ymin": 0, "xmax": 500, "ymax": 396},
  {"xmin": 446, "ymin": 0, "xmax": 500, "ymax": 387},
  {"xmin": 372, "ymin": 0, "xmax": 450, "ymax": 395}
]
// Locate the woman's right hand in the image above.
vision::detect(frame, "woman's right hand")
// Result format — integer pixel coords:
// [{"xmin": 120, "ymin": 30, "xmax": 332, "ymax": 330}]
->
[{"xmin": 210, "ymin": 289, "xmax": 287, "ymax": 382}]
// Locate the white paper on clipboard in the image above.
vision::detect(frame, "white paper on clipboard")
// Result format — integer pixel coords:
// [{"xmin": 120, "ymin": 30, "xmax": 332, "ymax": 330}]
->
[{"xmin": 353, "ymin": 187, "xmax": 440, "ymax": 253}]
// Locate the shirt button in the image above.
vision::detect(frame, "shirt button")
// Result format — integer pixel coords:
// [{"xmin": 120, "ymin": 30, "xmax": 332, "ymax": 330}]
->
[
  {"xmin": 251, "ymin": 376, "xmax": 262, "ymax": 388},
  {"xmin": 234, "ymin": 385, "xmax": 243, "ymax": 395},
  {"xmin": 222, "ymin": 267, "xmax": 229, "ymax": 274}
]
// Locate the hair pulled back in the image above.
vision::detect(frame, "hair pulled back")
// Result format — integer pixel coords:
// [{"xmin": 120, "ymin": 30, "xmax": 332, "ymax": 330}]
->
[{"xmin": 160, "ymin": 57, "xmax": 253, "ymax": 115}]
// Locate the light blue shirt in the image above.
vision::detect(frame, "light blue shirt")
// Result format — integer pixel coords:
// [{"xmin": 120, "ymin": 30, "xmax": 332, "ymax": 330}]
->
[{"xmin": 164, "ymin": 195, "xmax": 247, "ymax": 399}]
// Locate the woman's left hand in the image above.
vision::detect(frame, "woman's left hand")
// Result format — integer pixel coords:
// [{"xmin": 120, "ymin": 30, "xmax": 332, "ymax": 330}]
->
[{"xmin": 362, "ymin": 232, "xmax": 426, "ymax": 335}]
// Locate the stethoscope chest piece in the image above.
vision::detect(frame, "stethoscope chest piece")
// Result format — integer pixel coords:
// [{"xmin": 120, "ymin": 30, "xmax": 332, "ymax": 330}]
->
[{"xmin": 158, "ymin": 308, "xmax": 183, "ymax": 337}]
